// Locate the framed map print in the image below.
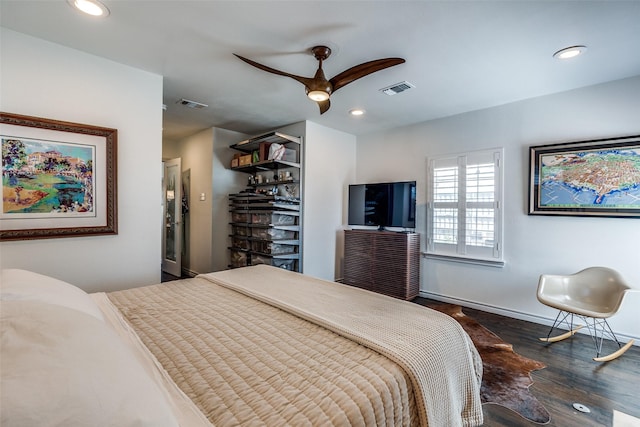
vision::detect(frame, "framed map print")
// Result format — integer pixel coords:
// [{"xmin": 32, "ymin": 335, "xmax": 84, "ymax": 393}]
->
[
  {"xmin": 529, "ymin": 135, "xmax": 640, "ymax": 218},
  {"xmin": 1, "ymin": 112, "xmax": 117, "ymax": 240}
]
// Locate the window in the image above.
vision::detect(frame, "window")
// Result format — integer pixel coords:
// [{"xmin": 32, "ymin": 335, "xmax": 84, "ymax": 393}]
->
[{"xmin": 426, "ymin": 148, "xmax": 504, "ymax": 266}]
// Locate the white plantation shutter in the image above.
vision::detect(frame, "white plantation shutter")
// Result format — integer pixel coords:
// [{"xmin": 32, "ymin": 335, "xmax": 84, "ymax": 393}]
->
[{"xmin": 427, "ymin": 148, "xmax": 504, "ymax": 265}]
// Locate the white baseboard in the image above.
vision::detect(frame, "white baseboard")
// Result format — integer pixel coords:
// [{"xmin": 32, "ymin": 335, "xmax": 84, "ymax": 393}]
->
[{"xmin": 419, "ymin": 291, "xmax": 639, "ymax": 346}]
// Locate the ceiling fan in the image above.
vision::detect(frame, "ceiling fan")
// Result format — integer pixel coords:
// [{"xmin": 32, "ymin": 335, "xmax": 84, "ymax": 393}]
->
[{"xmin": 234, "ymin": 46, "xmax": 405, "ymax": 114}]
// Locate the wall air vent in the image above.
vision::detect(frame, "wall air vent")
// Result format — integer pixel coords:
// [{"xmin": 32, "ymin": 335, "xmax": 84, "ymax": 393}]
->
[
  {"xmin": 177, "ymin": 98, "xmax": 208, "ymax": 109},
  {"xmin": 379, "ymin": 81, "xmax": 415, "ymax": 96}
]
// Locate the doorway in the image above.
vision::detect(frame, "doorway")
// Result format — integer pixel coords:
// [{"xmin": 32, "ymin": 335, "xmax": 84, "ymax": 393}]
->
[{"xmin": 162, "ymin": 158, "xmax": 182, "ymax": 276}]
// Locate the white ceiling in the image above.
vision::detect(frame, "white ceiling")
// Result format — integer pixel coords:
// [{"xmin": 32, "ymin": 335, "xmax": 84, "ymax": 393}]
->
[{"xmin": 2, "ymin": 1, "xmax": 640, "ymax": 141}]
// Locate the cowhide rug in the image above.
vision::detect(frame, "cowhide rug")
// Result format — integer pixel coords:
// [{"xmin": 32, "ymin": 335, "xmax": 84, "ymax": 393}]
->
[{"xmin": 430, "ymin": 303, "xmax": 551, "ymax": 424}]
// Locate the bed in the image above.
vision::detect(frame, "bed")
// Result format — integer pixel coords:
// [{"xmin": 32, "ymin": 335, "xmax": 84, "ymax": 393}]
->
[{"xmin": 1, "ymin": 265, "xmax": 483, "ymax": 427}]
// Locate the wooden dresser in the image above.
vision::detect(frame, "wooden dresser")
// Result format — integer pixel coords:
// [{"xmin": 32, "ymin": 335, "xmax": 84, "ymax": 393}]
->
[{"xmin": 343, "ymin": 230, "xmax": 420, "ymax": 300}]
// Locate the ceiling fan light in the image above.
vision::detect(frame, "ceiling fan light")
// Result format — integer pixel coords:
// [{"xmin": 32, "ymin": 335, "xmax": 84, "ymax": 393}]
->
[{"xmin": 308, "ymin": 90, "xmax": 330, "ymax": 102}]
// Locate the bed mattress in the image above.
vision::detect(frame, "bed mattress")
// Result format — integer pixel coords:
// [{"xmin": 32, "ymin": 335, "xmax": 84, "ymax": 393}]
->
[{"xmin": 106, "ymin": 265, "xmax": 483, "ymax": 426}]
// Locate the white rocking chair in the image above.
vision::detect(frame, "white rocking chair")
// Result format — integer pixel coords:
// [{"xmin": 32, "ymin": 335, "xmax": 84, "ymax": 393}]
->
[{"xmin": 536, "ymin": 267, "xmax": 635, "ymax": 362}]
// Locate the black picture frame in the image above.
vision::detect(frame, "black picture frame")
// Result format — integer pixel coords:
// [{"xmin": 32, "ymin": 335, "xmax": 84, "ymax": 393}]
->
[{"xmin": 528, "ymin": 135, "xmax": 640, "ymax": 218}]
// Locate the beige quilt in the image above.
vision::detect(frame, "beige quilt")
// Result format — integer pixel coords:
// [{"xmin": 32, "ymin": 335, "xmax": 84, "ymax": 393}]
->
[{"xmin": 108, "ymin": 265, "xmax": 483, "ymax": 427}]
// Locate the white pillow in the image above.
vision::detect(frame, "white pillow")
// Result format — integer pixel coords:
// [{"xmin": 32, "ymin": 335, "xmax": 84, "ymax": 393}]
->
[
  {"xmin": 0, "ymin": 269, "xmax": 104, "ymax": 321},
  {"xmin": 0, "ymin": 300, "xmax": 179, "ymax": 427}
]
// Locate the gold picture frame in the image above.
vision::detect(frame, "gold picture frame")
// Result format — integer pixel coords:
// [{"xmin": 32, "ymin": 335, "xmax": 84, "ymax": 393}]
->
[{"xmin": 1, "ymin": 112, "xmax": 117, "ymax": 240}]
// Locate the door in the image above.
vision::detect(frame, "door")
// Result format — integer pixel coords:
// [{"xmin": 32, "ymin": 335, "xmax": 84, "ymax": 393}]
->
[{"xmin": 162, "ymin": 158, "xmax": 182, "ymax": 276}]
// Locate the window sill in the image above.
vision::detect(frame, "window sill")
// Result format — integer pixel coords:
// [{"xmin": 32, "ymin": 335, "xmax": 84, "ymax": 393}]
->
[{"xmin": 421, "ymin": 252, "xmax": 505, "ymax": 268}]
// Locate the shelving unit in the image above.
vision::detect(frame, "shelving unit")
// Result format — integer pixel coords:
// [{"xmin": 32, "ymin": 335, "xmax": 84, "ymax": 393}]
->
[
  {"xmin": 228, "ymin": 131, "xmax": 303, "ymax": 272},
  {"xmin": 230, "ymin": 132, "xmax": 301, "ymax": 172}
]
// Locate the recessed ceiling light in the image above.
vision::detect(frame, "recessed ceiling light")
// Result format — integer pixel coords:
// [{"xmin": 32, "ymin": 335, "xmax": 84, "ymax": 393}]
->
[
  {"xmin": 553, "ymin": 45, "xmax": 587, "ymax": 60},
  {"xmin": 349, "ymin": 109, "xmax": 366, "ymax": 116},
  {"xmin": 67, "ymin": 0, "xmax": 110, "ymax": 17}
]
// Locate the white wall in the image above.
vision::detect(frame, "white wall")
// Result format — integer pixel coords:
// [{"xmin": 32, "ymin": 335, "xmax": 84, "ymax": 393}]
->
[
  {"xmin": 211, "ymin": 127, "xmax": 250, "ymax": 272},
  {"xmin": 175, "ymin": 128, "xmax": 214, "ymax": 275},
  {"xmin": 355, "ymin": 76, "xmax": 640, "ymax": 342},
  {"xmin": 162, "ymin": 139, "xmax": 180, "ymax": 161},
  {"xmin": 301, "ymin": 122, "xmax": 356, "ymax": 280},
  {"xmin": 0, "ymin": 29, "xmax": 163, "ymax": 292}
]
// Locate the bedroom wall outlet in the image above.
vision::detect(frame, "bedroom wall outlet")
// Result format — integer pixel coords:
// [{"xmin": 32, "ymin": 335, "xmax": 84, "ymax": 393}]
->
[{"xmin": 200, "ymin": 193, "xmax": 206, "ymax": 201}]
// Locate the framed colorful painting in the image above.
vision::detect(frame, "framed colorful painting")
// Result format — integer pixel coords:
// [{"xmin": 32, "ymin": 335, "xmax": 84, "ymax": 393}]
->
[
  {"xmin": 1, "ymin": 112, "xmax": 117, "ymax": 240},
  {"xmin": 529, "ymin": 135, "xmax": 640, "ymax": 218}
]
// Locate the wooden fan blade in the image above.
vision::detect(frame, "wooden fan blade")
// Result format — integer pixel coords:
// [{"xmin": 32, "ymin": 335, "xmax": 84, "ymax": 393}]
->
[
  {"xmin": 318, "ymin": 99, "xmax": 331, "ymax": 114},
  {"xmin": 234, "ymin": 54, "xmax": 314, "ymax": 88},
  {"xmin": 330, "ymin": 58, "xmax": 405, "ymax": 93}
]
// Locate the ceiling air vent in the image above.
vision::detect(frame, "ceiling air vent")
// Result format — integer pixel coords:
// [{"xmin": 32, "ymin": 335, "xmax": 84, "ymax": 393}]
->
[
  {"xmin": 177, "ymin": 98, "xmax": 208, "ymax": 109},
  {"xmin": 380, "ymin": 81, "xmax": 415, "ymax": 96}
]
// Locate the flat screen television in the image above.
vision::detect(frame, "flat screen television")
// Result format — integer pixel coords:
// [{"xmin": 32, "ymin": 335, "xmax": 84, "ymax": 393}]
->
[{"xmin": 348, "ymin": 181, "xmax": 416, "ymax": 229}]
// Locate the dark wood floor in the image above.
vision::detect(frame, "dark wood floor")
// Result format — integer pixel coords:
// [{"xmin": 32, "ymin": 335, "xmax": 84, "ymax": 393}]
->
[
  {"xmin": 414, "ymin": 297, "xmax": 640, "ymax": 427},
  {"xmin": 161, "ymin": 271, "xmax": 181, "ymax": 282},
  {"xmin": 161, "ymin": 270, "xmax": 193, "ymax": 282}
]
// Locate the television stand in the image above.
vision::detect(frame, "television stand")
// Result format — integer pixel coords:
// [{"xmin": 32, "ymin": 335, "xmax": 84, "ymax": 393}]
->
[{"xmin": 343, "ymin": 229, "xmax": 420, "ymax": 300}]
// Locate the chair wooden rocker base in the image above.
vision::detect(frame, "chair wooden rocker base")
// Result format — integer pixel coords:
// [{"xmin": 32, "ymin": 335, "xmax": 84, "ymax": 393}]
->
[
  {"xmin": 537, "ymin": 267, "xmax": 635, "ymax": 363},
  {"xmin": 539, "ymin": 310, "xmax": 634, "ymax": 362}
]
